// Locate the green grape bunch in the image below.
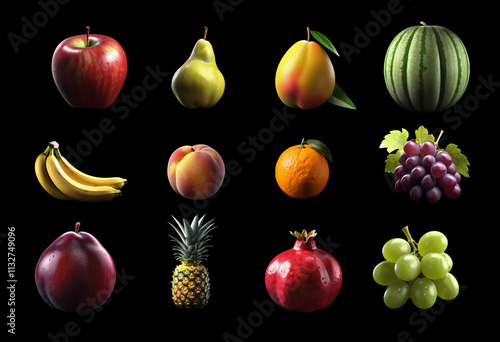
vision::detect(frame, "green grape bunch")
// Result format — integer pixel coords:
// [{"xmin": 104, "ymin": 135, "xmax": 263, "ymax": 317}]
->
[{"xmin": 373, "ymin": 227, "xmax": 459, "ymax": 309}]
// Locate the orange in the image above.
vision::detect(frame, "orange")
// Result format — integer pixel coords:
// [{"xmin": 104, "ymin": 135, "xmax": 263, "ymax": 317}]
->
[{"xmin": 275, "ymin": 143, "xmax": 329, "ymax": 198}]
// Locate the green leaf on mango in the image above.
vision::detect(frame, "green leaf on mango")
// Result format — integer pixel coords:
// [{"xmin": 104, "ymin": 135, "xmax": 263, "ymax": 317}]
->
[
  {"xmin": 327, "ymin": 84, "xmax": 357, "ymax": 110},
  {"xmin": 310, "ymin": 30, "xmax": 340, "ymax": 56}
]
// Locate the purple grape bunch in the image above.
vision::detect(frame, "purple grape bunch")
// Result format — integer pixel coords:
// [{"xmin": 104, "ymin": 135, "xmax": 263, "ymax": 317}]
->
[{"xmin": 394, "ymin": 141, "xmax": 462, "ymax": 203}]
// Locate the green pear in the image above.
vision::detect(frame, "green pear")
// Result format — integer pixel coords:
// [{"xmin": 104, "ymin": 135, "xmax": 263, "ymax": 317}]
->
[{"xmin": 171, "ymin": 27, "xmax": 225, "ymax": 109}]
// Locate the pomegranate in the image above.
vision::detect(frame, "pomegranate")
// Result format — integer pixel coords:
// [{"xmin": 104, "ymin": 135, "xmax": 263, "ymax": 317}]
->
[{"xmin": 265, "ymin": 230, "xmax": 342, "ymax": 312}]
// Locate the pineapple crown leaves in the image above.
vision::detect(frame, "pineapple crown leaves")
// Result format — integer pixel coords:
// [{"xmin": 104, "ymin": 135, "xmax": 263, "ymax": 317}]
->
[{"xmin": 168, "ymin": 214, "xmax": 217, "ymax": 263}]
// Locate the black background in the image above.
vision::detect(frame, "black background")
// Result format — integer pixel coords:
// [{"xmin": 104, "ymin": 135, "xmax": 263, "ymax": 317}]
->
[{"xmin": 4, "ymin": 0, "xmax": 496, "ymax": 341}]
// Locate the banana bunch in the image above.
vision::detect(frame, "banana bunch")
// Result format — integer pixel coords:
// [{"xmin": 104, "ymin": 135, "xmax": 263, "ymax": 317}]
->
[{"xmin": 34, "ymin": 141, "xmax": 127, "ymax": 202}]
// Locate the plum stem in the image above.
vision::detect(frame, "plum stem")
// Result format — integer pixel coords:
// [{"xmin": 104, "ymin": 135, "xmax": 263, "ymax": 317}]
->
[
  {"xmin": 85, "ymin": 26, "xmax": 90, "ymax": 47},
  {"xmin": 75, "ymin": 222, "xmax": 81, "ymax": 234},
  {"xmin": 203, "ymin": 26, "xmax": 208, "ymax": 40}
]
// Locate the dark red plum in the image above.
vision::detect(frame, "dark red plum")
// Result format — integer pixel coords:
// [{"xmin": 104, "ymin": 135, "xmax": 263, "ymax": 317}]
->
[{"xmin": 35, "ymin": 222, "xmax": 116, "ymax": 312}]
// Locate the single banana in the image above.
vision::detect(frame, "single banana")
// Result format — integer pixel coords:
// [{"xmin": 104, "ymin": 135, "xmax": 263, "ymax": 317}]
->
[
  {"xmin": 51, "ymin": 142, "xmax": 127, "ymax": 189},
  {"xmin": 45, "ymin": 147, "xmax": 121, "ymax": 202},
  {"xmin": 34, "ymin": 145, "xmax": 73, "ymax": 200}
]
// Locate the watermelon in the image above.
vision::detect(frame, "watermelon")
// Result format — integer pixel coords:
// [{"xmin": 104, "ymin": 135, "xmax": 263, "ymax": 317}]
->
[{"xmin": 384, "ymin": 22, "xmax": 470, "ymax": 113}]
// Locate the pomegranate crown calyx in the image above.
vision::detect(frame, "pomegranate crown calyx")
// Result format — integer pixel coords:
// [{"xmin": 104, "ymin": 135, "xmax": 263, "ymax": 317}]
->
[{"xmin": 290, "ymin": 229, "xmax": 317, "ymax": 243}]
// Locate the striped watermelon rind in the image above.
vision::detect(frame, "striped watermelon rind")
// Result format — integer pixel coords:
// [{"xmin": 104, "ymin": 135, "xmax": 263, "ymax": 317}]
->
[{"xmin": 384, "ymin": 22, "xmax": 470, "ymax": 113}]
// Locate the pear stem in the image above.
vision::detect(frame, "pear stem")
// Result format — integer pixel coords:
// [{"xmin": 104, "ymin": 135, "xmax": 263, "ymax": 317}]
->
[
  {"xmin": 306, "ymin": 27, "xmax": 310, "ymax": 41},
  {"xmin": 203, "ymin": 26, "xmax": 208, "ymax": 40},
  {"xmin": 85, "ymin": 26, "xmax": 90, "ymax": 47},
  {"xmin": 75, "ymin": 222, "xmax": 81, "ymax": 234}
]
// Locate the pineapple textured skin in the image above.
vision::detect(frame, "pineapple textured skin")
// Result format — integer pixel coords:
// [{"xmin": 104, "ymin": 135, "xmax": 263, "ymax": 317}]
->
[{"xmin": 172, "ymin": 262, "xmax": 210, "ymax": 308}]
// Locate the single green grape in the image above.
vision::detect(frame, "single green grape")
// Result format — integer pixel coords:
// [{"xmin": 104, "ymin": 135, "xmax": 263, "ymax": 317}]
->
[
  {"xmin": 442, "ymin": 252, "xmax": 453, "ymax": 272},
  {"xmin": 433, "ymin": 273, "xmax": 459, "ymax": 300},
  {"xmin": 384, "ymin": 280, "xmax": 410, "ymax": 309},
  {"xmin": 394, "ymin": 254, "xmax": 421, "ymax": 282},
  {"xmin": 373, "ymin": 261, "xmax": 398, "ymax": 286},
  {"xmin": 410, "ymin": 278, "xmax": 437, "ymax": 309},
  {"xmin": 421, "ymin": 253, "xmax": 449, "ymax": 280},
  {"xmin": 418, "ymin": 231, "xmax": 448, "ymax": 256},
  {"xmin": 382, "ymin": 238, "xmax": 411, "ymax": 263}
]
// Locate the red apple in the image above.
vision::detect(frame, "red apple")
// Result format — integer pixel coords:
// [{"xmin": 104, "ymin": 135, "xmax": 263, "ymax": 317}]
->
[
  {"xmin": 35, "ymin": 222, "xmax": 116, "ymax": 312},
  {"xmin": 52, "ymin": 26, "xmax": 127, "ymax": 108},
  {"xmin": 167, "ymin": 144, "xmax": 225, "ymax": 200}
]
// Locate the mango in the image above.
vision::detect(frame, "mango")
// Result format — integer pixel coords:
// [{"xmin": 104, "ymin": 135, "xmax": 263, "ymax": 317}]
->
[{"xmin": 275, "ymin": 34, "xmax": 335, "ymax": 109}]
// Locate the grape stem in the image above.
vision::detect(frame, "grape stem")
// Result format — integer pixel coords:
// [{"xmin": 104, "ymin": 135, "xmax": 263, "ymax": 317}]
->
[
  {"xmin": 402, "ymin": 226, "xmax": 420, "ymax": 257},
  {"xmin": 435, "ymin": 130, "xmax": 444, "ymax": 148}
]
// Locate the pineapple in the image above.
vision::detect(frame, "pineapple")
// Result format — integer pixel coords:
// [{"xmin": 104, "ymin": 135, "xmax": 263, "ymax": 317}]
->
[{"xmin": 169, "ymin": 214, "xmax": 217, "ymax": 308}]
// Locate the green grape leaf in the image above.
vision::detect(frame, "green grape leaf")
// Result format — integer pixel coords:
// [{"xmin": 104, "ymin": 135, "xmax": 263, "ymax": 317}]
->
[
  {"xmin": 380, "ymin": 128, "xmax": 409, "ymax": 153},
  {"xmin": 445, "ymin": 144, "xmax": 470, "ymax": 177},
  {"xmin": 305, "ymin": 139, "xmax": 333, "ymax": 162},
  {"xmin": 384, "ymin": 150, "xmax": 403, "ymax": 173},
  {"xmin": 327, "ymin": 84, "xmax": 357, "ymax": 110},
  {"xmin": 310, "ymin": 30, "xmax": 340, "ymax": 56},
  {"xmin": 414, "ymin": 126, "xmax": 435, "ymax": 145}
]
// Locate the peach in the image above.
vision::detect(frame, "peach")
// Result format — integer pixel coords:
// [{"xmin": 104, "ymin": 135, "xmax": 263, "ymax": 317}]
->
[
  {"xmin": 275, "ymin": 32, "xmax": 335, "ymax": 109},
  {"xmin": 167, "ymin": 144, "xmax": 225, "ymax": 200}
]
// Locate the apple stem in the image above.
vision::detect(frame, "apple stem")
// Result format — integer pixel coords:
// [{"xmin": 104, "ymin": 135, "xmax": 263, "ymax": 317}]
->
[
  {"xmin": 85, "ymin": 26, "xmax": 90, "ymax": 47},
  {"xmin": 75, "ymin": 222, "xmax": 81, "ymax": 234},
  {"xmin": 306, "ymin": 27, "xmax": 311, "ymax": 41},
  {"xmin": 203, "ymin": 26, "xmax": 208, "ymax": 40}
]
